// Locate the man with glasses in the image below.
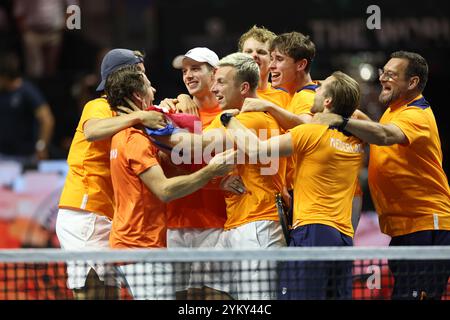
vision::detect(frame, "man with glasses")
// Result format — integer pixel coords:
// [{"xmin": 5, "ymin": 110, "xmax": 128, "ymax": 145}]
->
[
  {"xmin": 378, "ymin": 68, "xmax": 397, "ymax": 81},
  {"xmin": 314, "ymin": 51, "xmax": 450, "ymax": 300}
]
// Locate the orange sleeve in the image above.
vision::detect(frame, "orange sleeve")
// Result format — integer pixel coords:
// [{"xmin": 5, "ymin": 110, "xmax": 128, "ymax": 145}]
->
[
  {"xmin": 125, "ymin": 133, "xmax": 159, "ymax": 176},
  {"xmin": 289, "ymin": 125, "xmax": 309, "ymax": 156},
  {"xmin": 389, "ymin": 108, "xmax": 430, "ymax": 146},
  {"xmin": 79, "ymin": 99, "xmax": 112, "ymax": 129}
]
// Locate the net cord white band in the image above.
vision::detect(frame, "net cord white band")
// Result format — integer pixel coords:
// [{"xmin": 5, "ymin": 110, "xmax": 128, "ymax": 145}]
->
[{"xmin": 0, "ymin": 246, "xmax": 449, "ymax": 263}]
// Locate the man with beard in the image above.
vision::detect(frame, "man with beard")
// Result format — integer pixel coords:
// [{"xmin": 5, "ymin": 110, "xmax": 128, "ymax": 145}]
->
[{"xmin": 314, "ymin": 51, "xmax": 450, "ymax": 300}]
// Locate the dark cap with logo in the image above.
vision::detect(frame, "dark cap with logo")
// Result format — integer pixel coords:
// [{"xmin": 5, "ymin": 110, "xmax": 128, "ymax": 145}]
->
[{"xmin": 96, "ymin": 49, "xmax": 144, "ymax": 91}]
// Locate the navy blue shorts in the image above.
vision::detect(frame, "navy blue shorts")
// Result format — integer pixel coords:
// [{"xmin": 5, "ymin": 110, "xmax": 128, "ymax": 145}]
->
[
  {"xmin": 278, "ymin": 224, "xmax": 353, "ymax": 300},
  {"xmin": 389, "ymin": 230, "xmax": 450, "ymax": 300}
]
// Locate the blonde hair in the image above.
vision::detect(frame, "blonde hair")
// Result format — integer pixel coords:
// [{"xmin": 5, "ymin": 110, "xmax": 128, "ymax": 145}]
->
[
  {"xmin": 238, "ymin": 25, "xmax": 276, "ymax": 52},
  {"xmin": 327, "ymin": 71, "xmax": 360, "ymax": 118},
  {"xmin": 218, "ymin": 52, "xmax": 260, "ymax": 91}
]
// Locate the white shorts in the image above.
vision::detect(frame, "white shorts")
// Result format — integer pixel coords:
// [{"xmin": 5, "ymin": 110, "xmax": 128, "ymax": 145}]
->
[
  {"xmin": 167, "ymin": 228, "xmax": 222, "ymax": 291},
  {"xmin": 120, "ymin": 262, "xmax": 175, "ymax": 300},
  {"xmin": 206, "ymin": 220, "xmax": 286, "ymax": 300},
  {"xmin": 55, "ymin": 208, "xmax": 121, "ymax": 289}
]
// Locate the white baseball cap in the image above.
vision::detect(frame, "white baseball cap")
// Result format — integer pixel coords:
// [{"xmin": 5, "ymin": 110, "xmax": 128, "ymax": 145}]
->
[{"xmin": 172, "ymin": 47, "xmax": 219, "ymax": 69}]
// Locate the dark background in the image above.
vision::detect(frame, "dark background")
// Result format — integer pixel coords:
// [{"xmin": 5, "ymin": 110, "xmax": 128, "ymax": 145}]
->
[{"xmin": 2, "ymin": 0, "xmax": 449, "ymax": 177}]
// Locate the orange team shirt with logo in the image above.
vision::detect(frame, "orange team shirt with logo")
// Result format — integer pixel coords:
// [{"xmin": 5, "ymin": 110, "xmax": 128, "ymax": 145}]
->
[
  {"xmin": 257, "ymin": 83, "xmax": 291, "ymax": 109},
  {"xmin": 58, "ymin": 97, "xmax": 115, "ymax": 219},
  {"xmin": 290, "ymin": 124, "xmax": 364, "ymax": 237},
  {"xmin": 165, "ymin": 104, "xmax": 227, "ymax": 229},
  {"xmin": 368, "ymin": 95, "xmax": 450, "ymax": 237},
  {"xmin": 109, "ymin": 127, "xmax": 166, "ymax": 248},
  {"xmin": 285, "ymin": 82, "xmax": 318, "ymax": 190},
  {"xmin": 205, "ymin": 112, "xmax": 286, "ymax": 230}
]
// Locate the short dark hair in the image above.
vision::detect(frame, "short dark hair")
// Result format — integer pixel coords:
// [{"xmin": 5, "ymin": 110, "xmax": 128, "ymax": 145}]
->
[
  {"xmin": 391, "ymin": 51, "xmax": 428, "ymax": 92},
  {"xmin": 0, "ymin": 52, "xmax": 21, "ymax": 79},
  {"xmin": 327, "ymin": 71, "xmax": 361, "ymax": 118},
  {"xmin": 105, "ymin": 64, "xmax": 146, "ymax": 111},
  {"xmin": 270, "ymin": 32, "xmax": 316, "ymax": 72}
]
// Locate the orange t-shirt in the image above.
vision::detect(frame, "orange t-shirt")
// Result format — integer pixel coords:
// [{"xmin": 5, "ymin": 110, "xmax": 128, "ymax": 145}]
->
[
  {"xmin": 109, "ymin": 127, "xmax": 166, "ymax": 248},
  {"xmin": 290, "ymin": 124, "xmax": 364, "ymax": 237},
  {"xmin": 369, "ymin": 95, "xmax": 450, "ymax": 237},
  {"xmin": 257, "ymin": 83, "xmax": 291, "ymax": 109},
  {"xmin": 285, "ymin": 82, "xmax": 318, "ymax": 190},
  {"xmin": 199, "ymin": 105, "xmax": 223, "ymax": 130},
  {"xmin": 286, "ymin": 82, "xmax": 319, "ymax": 115},
  {"xmin": 165, "ymin": 104, "xmax": 227, "ymax": 229},
  {"xmin": 58, "ymin": 97, "xmax": 115, "ymax": 218},
  {"xmin": 205, "ymin": 112, "xmax": 286, "ymax": 230}
]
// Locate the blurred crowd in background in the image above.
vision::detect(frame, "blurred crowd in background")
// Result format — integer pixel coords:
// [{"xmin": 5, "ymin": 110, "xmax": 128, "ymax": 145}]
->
[{"xmin": 0, "ymin": 0, "xmax": 449, "ymax": 248}]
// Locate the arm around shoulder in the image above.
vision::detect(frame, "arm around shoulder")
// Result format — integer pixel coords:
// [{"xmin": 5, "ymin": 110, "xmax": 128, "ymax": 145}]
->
[
  {"xmin": 139, "ymin": 149, "xmax": 236, "ymax": 202},
  {"xmin": 83, "ymin": 111, "xmax": 166, "ymax": 142},
  {"xmin": 346, "ymin": 118, "xmax": 407, "ymax": 146}
]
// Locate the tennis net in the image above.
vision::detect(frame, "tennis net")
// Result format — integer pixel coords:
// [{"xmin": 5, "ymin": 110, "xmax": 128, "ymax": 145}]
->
[{"xmin": 0, "ymin": 246, "xmax": 449, "ymax": 300}]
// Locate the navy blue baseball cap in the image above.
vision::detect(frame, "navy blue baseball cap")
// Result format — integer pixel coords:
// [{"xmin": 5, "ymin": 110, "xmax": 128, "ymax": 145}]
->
[{"xmin": 96, "ymin": 49, "xmax": 144, "ymax": 91}]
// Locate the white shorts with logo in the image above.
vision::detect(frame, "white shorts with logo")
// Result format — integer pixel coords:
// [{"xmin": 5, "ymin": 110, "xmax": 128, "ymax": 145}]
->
[
  {"xmin": 55, "ymin": 208, "xmax": 121, "ymax": 289},
  {"xmin": 167, "ymin": 228, "xmax": 223, "ymax": 291},
  {"xmin": 205, "ymin": 220, "xmax": 286, "ymax": 300}
]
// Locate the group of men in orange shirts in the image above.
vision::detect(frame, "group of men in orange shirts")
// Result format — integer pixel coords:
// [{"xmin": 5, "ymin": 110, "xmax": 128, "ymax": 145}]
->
[{"xmin": 56, "ymin": 25, "xmax": 450, "ymax": 300}]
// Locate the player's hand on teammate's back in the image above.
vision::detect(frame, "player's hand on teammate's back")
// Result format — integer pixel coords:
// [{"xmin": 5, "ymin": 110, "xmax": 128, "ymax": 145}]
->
[
  {"xmin": 208, "ymin": 149, "xmax": 237, "ymax": 176},
  {"xmin": 220, "ymin": 174, "xmax": 246, "ymax": 195},
  {"xmin": 175, "ymin": 94, "xmax": 200, "ymax": 116}
]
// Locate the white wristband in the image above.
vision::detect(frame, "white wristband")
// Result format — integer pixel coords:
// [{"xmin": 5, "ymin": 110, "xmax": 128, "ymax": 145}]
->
[{"xmin": 35, "ymin": 139, "xmax": 47, "ymax": 152}]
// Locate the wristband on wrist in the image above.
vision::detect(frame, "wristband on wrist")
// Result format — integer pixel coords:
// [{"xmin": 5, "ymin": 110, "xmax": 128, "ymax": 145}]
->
[
  {"xmin": 35, "ymin": 139, "xmax": 47, "ymax": 152},
  {"xmin": 220, "ymin": 113, "xmax": 234, "ymax": 127}
]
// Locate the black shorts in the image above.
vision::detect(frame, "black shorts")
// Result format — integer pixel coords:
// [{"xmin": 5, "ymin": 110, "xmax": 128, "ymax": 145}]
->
[
  {"xmin": 278, "ymin": 224, "xmax": 353, "ymax": 300},
  {"xmin": 389, "ymin": 229, "xmax": 450, "ymax": 300}
]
